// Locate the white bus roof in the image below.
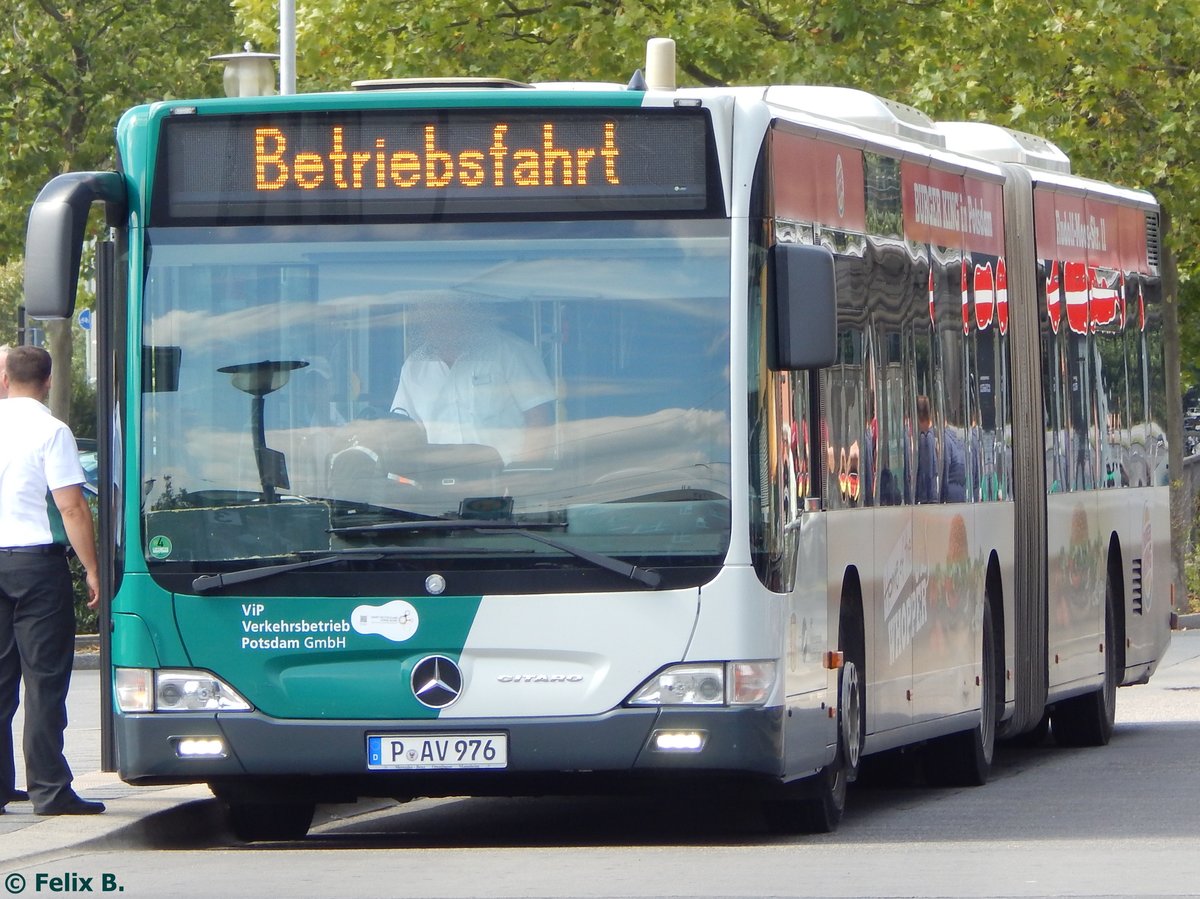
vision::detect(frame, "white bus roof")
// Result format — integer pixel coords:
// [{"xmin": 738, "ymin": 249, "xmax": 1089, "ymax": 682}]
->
[
  {"xmin": 935, "ymin": 121, "xmax": 1072, "ymax": 175},
  {"xmin": 762, "ymin": 85, "xmax": 946, "ymax": 148}
]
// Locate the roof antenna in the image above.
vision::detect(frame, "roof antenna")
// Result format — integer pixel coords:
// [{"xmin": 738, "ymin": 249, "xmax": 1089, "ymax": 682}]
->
[
  {"xmin": 627, "ymin": 68, "xmax": 648, "ymax": 91},
  {"xmin": 644, "ymin": 37, "xmax": 676, "ymax": 91}
]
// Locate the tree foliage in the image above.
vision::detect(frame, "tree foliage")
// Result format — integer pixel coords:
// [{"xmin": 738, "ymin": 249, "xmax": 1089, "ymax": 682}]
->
[
  {"xmin": 0, "ymin": 0, "xmax": 236, "ymax": 263},
  {"xmin": 0, "ymin": 0, "xmax": 236, "ymax": 419},
  {"xmin": 0, "ymin": 260, "xmax": 21, "ymax": 348}
]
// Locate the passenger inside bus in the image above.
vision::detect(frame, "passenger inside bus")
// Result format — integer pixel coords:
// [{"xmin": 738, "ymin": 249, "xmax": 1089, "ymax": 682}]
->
[
  {"xmin": 916, "ymin": 394, "xmax": 968, "ymax": 503},
  {"xmin": 916, "ymin": 395, "xmax": 938, "ymax": 503}
]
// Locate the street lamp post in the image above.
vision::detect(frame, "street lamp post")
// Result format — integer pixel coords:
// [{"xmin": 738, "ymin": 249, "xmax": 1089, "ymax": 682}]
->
[
  {"xmin": 280, "ymin": 0, "xmax": 297, "ymax": 95},
  {"xmin": 208, "ymin": 43, "xmax": 279, "ymax": 98}
]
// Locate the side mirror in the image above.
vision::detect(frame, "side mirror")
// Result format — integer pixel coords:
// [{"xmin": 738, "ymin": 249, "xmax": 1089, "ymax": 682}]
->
[
  {"xmin": 767, "ymin": 243, "xmax": 837, "ymax": 371},
  {"xmin": 24, "ymin": 172, "xmax": 127, "ymax": 319}
]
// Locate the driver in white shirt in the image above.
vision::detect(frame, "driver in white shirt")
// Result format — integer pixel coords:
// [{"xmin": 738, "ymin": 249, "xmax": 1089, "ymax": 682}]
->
[{"xmin": 390, "ymin": 301, "xmax": 555, "ymax": 466}]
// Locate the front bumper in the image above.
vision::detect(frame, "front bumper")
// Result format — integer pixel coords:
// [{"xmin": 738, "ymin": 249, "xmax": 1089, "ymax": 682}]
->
[{"xmin": 116, "ymin": 705, "xmax": 786, "ymax": 799}]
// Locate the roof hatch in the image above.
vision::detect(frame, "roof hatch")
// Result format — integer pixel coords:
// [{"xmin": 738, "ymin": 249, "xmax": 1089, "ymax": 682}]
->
[{"xmin": 352, "ymin": 77, "xmax": 533, "ymax": 91}]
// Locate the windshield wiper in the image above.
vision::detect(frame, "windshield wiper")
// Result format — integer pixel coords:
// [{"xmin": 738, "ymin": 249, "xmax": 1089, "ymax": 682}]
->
[
  {"xmin": 190, "ymin": 546, "xmax": 506, "ymax": 594},
  {"xmin": 192, "ymin": 550, "xmax": 384, "ymax": 593},
  {"xmin": 330, "ymin": 519, "xmax": 663, "ymax": 589}
]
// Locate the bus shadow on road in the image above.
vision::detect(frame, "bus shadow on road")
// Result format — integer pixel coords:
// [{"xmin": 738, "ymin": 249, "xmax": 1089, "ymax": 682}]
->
[{"xmin": 840, "ymin": 719, "xmax": 1200, "ymax": 843}]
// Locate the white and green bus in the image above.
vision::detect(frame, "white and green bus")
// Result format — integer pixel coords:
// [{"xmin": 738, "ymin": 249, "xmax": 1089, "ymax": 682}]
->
[{"xmin": 25, "ymin": 42, "xmax": 1173, "ymax": 841}]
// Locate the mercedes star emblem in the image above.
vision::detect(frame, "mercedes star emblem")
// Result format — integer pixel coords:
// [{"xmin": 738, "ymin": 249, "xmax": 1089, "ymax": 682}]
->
[{"xmin": 411, "ymin": 655, "xmax": 464, "ymax": 709}]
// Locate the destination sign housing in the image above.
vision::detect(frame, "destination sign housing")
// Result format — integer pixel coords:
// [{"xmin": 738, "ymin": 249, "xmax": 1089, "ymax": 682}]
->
[{"xmin": 154, "ymin": 108, "xmax": 715, "ymax": 223}]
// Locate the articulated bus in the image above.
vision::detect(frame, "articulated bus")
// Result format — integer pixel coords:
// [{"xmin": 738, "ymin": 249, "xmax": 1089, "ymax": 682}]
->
[{"xmin": 24, "ymin": 41, "xmax": 1172, "ymax": 840}]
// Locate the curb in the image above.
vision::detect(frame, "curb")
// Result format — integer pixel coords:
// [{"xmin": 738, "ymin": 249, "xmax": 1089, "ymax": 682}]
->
[
  {"xmin": 0, "ymin": 776, "xmax": 217, "ymax": 867},
  {"xmin": 73, "ymin": 634, "xmax": 100, "ymax": 670},
  {"xmin": 1177, "ymin": 613, "xmax": 1200, "ymax": 631}
]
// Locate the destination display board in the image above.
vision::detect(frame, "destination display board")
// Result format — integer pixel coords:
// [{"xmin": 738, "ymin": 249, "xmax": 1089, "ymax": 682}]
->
[
  {"xmin": 152, "ymin": 107, "xmax": 717, "ymax": 223},
  {"xmin": 1032, "ymin": 186, "xmax": 1150, "ymax": 272},
  {"xmin": 902, "ymin": 162, "xmax": 1005, "ymax": 256}
]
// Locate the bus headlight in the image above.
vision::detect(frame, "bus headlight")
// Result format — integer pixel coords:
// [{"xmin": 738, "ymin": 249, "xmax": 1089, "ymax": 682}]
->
[
  {"xmin": 115, "ymin": 668, "xmax": 253, "ymax": 713},
  {"xmin": 626, "ymin": 661, "xmax": 777, "ymax": 707}
]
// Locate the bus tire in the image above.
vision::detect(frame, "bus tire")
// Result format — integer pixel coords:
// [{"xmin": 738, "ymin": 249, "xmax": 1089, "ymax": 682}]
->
[
  {"xmin": 1051, "ymin": 583, "xmax": 1117, "ymax": 747},
  {"xmin": 838, "ymin": 598, "xmax": 866, "ymax": 785},
  {"xmin": 774, "ymin": 756, "xmax": 848, "ymax": 834},
  {"xmin": 763, "ymin": 733, "xmax": 849, "ymax": 834},
  {"xmin": 1008, "ymin": 710, "xmax": 1051, "ymax": 747},
  {"xmin": 924, "ymin": 598, "xmax": 998, "ymax": 787},
  {"xmin": 225, "ymin": 800, "xmax": 316, "ymax": 842},
  {"xmin": 763, "ymin": 599, "xmax": 863, "ymax": 834}
]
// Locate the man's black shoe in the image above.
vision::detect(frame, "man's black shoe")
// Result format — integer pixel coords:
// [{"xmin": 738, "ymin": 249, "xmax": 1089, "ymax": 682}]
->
[
  {"xmin": 0, "ymin": 788, "xmax": 28, "ymax": 812},
  {"xmin": 34, "ymin": 796, "xmax": 106, "ymax": 816}
]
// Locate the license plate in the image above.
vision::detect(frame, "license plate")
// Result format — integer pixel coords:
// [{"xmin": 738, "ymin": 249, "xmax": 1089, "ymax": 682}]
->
[{"xmin": 367, "ymin": 733, "xmax": 508, "ymax": 770}]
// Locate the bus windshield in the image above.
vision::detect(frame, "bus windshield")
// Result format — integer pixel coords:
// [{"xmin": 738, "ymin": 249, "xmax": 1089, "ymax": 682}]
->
[{"xmin": 140, "ymin": 219, "xmax": 732, "ymax": 574}]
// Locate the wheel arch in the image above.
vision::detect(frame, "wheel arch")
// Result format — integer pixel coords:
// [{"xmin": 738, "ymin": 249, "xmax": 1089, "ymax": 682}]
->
[
  {"xmin": 1106, "ymin": 532, "xmax": 1128, "ymax": 676},
  {"xmin": 985, "ymin": 550, "xmax": 1007, "ymax": 716},
  {"xmin": 837, "ymin": 567, "xmax": 866, "ymax": 671},
  {"xmin": 837, "ymin": 566, "xmax": 866, "ymax": 736}
]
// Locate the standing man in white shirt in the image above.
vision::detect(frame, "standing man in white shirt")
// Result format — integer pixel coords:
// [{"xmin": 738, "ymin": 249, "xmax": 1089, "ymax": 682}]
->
[{"xmin": 0, "ymin": 345, "xmax": 105, "ymax": 815}]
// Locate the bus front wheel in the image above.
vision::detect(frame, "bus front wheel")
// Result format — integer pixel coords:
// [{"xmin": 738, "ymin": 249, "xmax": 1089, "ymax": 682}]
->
[
  {"xmin": 763, "ymin": 602, "xmax": 864, "ymax": 834},
  {"xmin": 225, "ymin": 800, "xmax": 316, "ymax": 842}
]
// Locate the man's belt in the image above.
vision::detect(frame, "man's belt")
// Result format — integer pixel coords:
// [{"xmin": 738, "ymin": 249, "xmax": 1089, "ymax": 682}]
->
[{"xmin": 0, "ymin": 544, "xmax": 67, "ymax": 556}]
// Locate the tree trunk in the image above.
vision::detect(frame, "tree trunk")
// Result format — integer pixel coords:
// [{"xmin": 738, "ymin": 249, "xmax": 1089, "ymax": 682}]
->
[
  {"xmin": 1160, "ymin": 206, "xmax": 1186, "ymax": 611},
  {"xmin": 46, "ymin": 318, "xmax": 73, "ymax": 424}
]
